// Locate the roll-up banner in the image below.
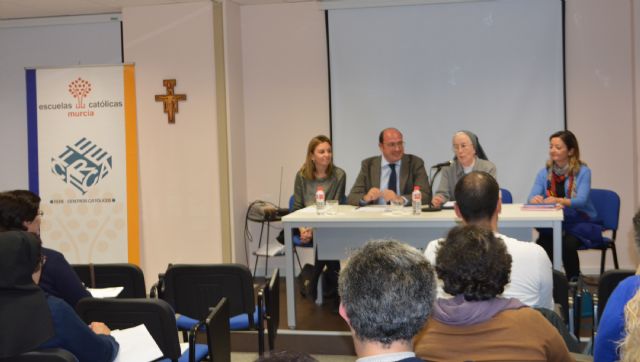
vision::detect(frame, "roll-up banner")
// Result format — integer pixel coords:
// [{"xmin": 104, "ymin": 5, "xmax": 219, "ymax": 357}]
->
[{"xmin": 25, "ymin": 64, "xmax": 140, "ymax": 264}]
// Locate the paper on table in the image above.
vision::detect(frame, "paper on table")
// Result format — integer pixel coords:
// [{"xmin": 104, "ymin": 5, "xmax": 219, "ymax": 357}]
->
[
  {"xmin": 521, "ymin": 203, "xmax": 558, "ymax": 210},
  {"xmin": 354, "ymin": 205, "xmax": 388, "ymax": 213},
  {"xmin": 442, "ymin": 201, "xmax": 456, "ymax": 209},
  {"xmin": 111, "ymin": 324, "xmax": 164, "ymax": 362},
  {"xmin": 180, "ymin": 342, "xmax": 189, "ymax": 354},
  {"xmin": 296, "ymin": 206, "xmax": 319, "ymax": 214},
  {"xmin": 87, "ymin": 286, "xmax": 124, "ymax": 298}
]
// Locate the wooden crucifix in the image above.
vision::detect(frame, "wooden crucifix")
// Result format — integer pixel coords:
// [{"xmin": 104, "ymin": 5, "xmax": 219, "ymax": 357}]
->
[{"xmin": 155, "ymin": 79, "xmax": 187, "ymax": 124}]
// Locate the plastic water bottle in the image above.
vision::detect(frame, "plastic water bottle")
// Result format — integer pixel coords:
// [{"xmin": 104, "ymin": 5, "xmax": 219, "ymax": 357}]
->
[
  {"xmin": 412, "ymin": 186, "xmax": 422, "ymax": 215},
  {"xmin": 315, "ymin": 186, "xmax": 326, "ymax": 215}
]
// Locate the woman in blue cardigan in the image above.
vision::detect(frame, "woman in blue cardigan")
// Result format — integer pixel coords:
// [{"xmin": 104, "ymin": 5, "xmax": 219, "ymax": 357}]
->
[{"xmin": 527, "ymin": 130, "xmax": 597, "ymax": 280}]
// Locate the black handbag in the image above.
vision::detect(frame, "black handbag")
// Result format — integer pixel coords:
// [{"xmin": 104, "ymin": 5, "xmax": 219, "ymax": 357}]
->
[{"xmin": 297, "ymin": 263, "xmax": 315, "ymax": 297}]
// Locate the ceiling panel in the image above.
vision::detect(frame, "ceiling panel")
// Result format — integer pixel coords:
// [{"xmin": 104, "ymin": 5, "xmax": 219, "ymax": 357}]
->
[
  {"xmin": 0, "ymin": 0, "xmax": 205, "ymax": 20},
  {"xmin": 0, "ymin": 0, "xmax": 313, "ymax": 20}
]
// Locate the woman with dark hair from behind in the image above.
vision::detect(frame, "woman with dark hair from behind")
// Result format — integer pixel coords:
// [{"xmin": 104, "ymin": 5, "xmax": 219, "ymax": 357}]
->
[
  {"xmin": 0, "ymin": 230, "xmax": 118, "ymax": 361},
  {"xmin": 413, "ymin": 225, "xmax": 572, "ymax": 361},
  {"xmin": 0, "ymin": 190, "xmax": 91, "ymax": 307}
]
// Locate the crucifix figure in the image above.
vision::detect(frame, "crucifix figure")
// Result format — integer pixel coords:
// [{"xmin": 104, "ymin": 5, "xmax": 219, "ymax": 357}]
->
[{"xmin": 155, "ymin": 79, "xmax": 187, "ymax": 124}]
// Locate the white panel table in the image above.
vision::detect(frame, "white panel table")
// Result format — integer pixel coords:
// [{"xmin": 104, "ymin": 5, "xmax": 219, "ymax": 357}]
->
[{"xmin": 282, "ymin": 203, "xmax": 563, "ymax": 329}]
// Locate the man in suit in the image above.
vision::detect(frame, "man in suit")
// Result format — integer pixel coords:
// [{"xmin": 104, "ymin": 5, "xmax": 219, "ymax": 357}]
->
[
  {"xmin": 347, "ymin": 127, "xmax": 431, "ymax": 206},
  {"xmin": 338, "ymin": 239, "xmax": 435, "ymax": 362}
]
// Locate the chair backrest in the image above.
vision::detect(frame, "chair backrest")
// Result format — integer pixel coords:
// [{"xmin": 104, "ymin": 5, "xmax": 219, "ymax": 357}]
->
[
  {"xmin": 72, "ymin": 263, "xmax": 146, "ymax": 298},
  {"xmin": 0, "ymin": 349, "xmax": 77, "ymax": 362},
  {"xmin": 265, "ymin": 268, "xmax": 280, "ymax": 351},
  {"xmin": 500, "ymin": 188, "xmax": 513, "ymax": 204},
  {"xmin": 206, "ymin": 298, "xmax": 231, "ymax": 362},
  {"xmin": 75, "ymin": 298, "xmax": 181, "ymax": 361},
  {"xmin": 590, "ymin": 189, "xmax": 621, "ymax": 231},
  {"xmin": 597, "ymin": 269, "xmax": 635, "ymax": 320},
  {"xmin": 552, "ymin": 269, "xmax": 570, "ymax": 324},
  {"xmin": 162, "ymin": 264, "xmax": 255, "ymax": 324}
]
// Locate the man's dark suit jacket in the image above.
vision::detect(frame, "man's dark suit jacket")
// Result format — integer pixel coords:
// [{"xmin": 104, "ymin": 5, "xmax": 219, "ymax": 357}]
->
[{"xmin": 347, "ymin": 154, "xmax": 431, "ymax": 206}]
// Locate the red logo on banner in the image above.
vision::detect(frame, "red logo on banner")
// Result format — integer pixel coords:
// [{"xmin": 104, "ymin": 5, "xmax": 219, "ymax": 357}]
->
[{"xmin": 68, "ymin": 78, "xmax": 92, "ymax": 109}]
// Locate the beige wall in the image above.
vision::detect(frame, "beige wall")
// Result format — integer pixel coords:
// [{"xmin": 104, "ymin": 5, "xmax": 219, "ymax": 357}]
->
[
  {"xmin": 565, "ymin": 0, "xmax": 639, "ymax": 271},
  {"xmin": 239, "ymin": 1, "xmax": 330, "ymax": 274},
  {"xmin": 122, "ymin": 1, "xmax": 224, "ymax": 281}
]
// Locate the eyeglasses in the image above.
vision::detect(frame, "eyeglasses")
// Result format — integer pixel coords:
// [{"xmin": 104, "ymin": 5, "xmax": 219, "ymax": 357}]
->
[{"xmin": 383, "ymin": 141, "xmax": 404, "ymax": 148}]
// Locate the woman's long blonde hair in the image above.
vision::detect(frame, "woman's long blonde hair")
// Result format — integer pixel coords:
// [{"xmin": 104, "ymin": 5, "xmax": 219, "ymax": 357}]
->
[
  {"xmin": 619, "ymin": 288, "xmax": 640, "ymax": 361},
  {"xmin": 300, "ymin": 135, "xmax": 333, "ymax": 180}
]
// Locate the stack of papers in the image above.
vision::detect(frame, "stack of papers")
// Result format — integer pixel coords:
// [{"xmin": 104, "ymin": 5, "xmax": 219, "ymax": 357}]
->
[
  {"xmin": 87, "ymin": 286, "xmax": 124, "ymax": 298},
  {"xmin": 521, "ymin": 203, "xmax": 557, "ymax": 211},
  {"xmin": 111, "ymin": 324, "xmax": 163, "ymax": 362}
]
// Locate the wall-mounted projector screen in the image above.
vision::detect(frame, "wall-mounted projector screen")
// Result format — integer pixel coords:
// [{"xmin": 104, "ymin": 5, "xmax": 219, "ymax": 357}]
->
[{"xmin": 328, "ymin": 0, "xmax": 564, "ymax": 202}]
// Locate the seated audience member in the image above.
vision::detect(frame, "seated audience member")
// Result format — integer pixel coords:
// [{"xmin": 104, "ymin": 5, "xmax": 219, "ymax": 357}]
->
[
  {"xmin": 618, "ymin": 287, "xmax": 640, "ymax": 362},
  {"xmin": 594, "ymin": 209, "xmax": 640, "ymax": 362},
  {"xmin": 338, "ymin": 239, "xmax": 436, "ymax": 361},
  {"xmin": 347, "ymin": 127, "xmax": 431, "ymax": 207},
  {"xmin": 431, "ymin": 130, "xmax": 497, "ymax": 208},
  {"xmin": 0, "ymin": 230, "xmax": 118, "ymax": 361},
  {"xmin": 0, "ymin": 191, "xmax": 91, "ymax": 307},
  {"xmin": 414, "ymin": 225, "xmax": 573, "ymax": 361},
  {"xmin": 619, "ymin": 290, "xmax": 640, "ymax": 362},
  {"xmin": 425, "ymin": 171, "xmax": 553, "ymax": 310}
]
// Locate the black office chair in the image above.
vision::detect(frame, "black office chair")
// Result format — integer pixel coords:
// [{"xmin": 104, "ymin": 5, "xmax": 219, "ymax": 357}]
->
[
  {"xmin": 258, "ymin": 268, "xmax": 280, "ymax": 353},
  {"xmin": 204, "ymin": 298, "xmax": 231, "ymax": 362},
  {"xmin": 162, "ymin": 264, "xmax": 256, "ymax": 325},
  {"xmin": 160, "ymin": 264, "xmax": 265, "ymax": 353},
  {"xmin": 552, "ymin": 269, "xmax": 570, "ymax": 326},
  {"xmin": 0, "ymin": 349, "xmax": 77, "ymax": 362},
  {"xmin": 75, "ymin": 298, "xmax": 208, "ymax": 362},
  {"xmin": 595, "ymin": 269, "xmax": 635, "ymax": 325},
  {"xmin": 72, "ymin": 263, "xmax": 146, "ymax": 298}
]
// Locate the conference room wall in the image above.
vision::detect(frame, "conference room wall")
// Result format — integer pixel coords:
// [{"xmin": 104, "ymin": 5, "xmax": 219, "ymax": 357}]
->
[
  {"xmin": 240, "ymin": 1, "xmax": 331, "ymax": 274},
  {"xmin": 239, "ymin": 0, "xmax": 640, "ymax": 274},
  {"xmin": 565, "ymin": 0, "xmax": 639, "ymax": 272},
  {"xmin": 637, "ymin": 2, "xmax": 640, "ymax": 211},
  {"xmin": 122, "ymin": 2, "xmax": 225, "ymax": 282}
]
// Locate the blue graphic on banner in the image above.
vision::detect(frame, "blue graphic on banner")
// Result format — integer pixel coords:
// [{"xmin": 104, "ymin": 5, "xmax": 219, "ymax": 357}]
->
[{"xmin": 51, "ymin": 137, "xmax": 113, "ymax": 194}]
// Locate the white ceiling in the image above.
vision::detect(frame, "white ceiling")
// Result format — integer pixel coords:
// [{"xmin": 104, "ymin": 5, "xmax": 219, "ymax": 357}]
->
[{"xmin": 0, "ymin": 0, "xmax": 311, "ymax": 20}]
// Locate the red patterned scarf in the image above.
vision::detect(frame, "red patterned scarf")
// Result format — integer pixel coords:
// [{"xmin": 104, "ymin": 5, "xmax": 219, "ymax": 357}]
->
[{"xmin": 546, "ymin": 168, "xmax": 575, "ymax": 198}]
